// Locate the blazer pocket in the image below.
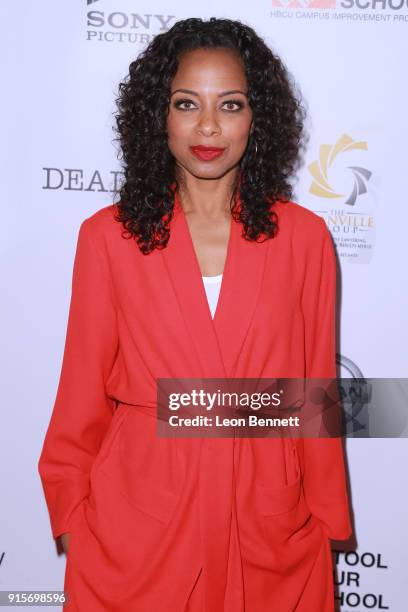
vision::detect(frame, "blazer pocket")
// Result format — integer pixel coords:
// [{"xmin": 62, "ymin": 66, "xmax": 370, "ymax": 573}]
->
[
  {"xmin": 255, "ymin": 442, "xmax": 303, "ymax": 516},
  {"xmin": 90, "ymin": 403, "xmax": 131, "ymax": 480},
  {"xmin": 255, "ymin": 475, "xmax": 315, "ymax": 546},
  {"xmin": 122, "ymin": 472, "xmax": 180, "ymax": 525},
  {"xmin": 99, "ymin": 461, "xmax": 181, "ymax": 526},
  {"xmin": 255, "ymin": 473, "xmax": 302, "ymax": 516}
]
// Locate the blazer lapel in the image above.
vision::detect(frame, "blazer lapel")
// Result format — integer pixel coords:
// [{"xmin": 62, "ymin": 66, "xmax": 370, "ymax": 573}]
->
[
  {"xmin": 161, "ymin": 188, "xmax": 269, "ymax": 378},
  {"xmin": 212, "ymin": 200, "xmax": 269, "ymax": 376},
  {"xmin": 161, "ymin": 187, "xmax": 270, "ymax": 609}
]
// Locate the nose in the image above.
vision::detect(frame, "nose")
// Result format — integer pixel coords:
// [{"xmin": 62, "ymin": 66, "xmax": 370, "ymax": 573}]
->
[{"xmin": 196, "ymin": 108, "xmax": 221, "ymax": 137}]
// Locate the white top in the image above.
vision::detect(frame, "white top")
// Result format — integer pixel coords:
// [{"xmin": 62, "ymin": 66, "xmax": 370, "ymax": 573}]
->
[{"xmin": 202, "ymin": 273, "xmax": 223, "ymax": 319}]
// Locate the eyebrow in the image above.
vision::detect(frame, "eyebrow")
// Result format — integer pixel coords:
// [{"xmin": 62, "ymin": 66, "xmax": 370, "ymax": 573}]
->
[{"xmin": 170, "ymin": 88, "xmax": 248, "ymax": 97}]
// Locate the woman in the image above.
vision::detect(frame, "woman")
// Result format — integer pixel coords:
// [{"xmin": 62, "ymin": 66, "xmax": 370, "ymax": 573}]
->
[{"xmin": 38, "ymin": 17, "xmax": 352, "ymax": 612}]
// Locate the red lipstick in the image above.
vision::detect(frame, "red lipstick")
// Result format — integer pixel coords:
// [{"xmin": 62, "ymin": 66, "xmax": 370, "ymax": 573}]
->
[{"xmin": 190, "ymin": 145, "xmax": 226, "ymax": 161}]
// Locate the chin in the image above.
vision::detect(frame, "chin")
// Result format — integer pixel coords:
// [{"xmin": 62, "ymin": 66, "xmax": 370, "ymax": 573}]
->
[
  {"xmin": 185, "ymin": 161, "xmax": 239, "ymax": 181},
  {"xmin": 191, "ymin": 170, "xmax": 234, "ymax": 181}
]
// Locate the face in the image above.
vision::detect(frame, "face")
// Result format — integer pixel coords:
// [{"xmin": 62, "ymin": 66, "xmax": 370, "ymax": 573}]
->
[{"xmin": 166, "ymin": 47, "xmax": 253, "ymax": 181}]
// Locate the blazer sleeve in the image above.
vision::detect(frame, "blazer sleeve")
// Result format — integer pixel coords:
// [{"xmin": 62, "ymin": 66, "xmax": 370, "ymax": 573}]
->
[
  {"xmin": 301, "ymin": 217, "xmax": 353, "ymax": 540},
  {"xmin": 38, "ymin": 217, "xmax": 119, "ymax": 540}
]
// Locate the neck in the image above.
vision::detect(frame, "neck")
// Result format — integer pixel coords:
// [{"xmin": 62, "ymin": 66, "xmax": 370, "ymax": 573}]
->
[{"xmin": 175, "ymin": 167, "xmax": 240, "ymax": 217}]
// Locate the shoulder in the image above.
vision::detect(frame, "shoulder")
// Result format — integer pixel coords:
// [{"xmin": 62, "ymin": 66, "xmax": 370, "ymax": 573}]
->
[
  {"xmin": 272, "ymin": 199, "xmax": 330, "ymax": 246},
  {"xmin": 76, "ymin": 203, "xmax": 123, "ymax": 247},
  {"xmin": 80, "ymin": 203, "xmax": 120, "ymax": 233},
  {"xmin": 72, "ymin": 203, "xmax": 127, "ymax": 264},
  {"xmin": 273, "ymin": 199, "xmax": 327, "ymax": 234}
]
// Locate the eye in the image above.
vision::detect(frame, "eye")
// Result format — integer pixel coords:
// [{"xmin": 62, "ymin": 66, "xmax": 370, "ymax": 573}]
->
[
  {"xmin": 222, "ymin": 99, "xmax": 244, "ymax": 111},
  {"xmin": 173, "ymin": 98, "xmax": 197, "ymax": 110}
]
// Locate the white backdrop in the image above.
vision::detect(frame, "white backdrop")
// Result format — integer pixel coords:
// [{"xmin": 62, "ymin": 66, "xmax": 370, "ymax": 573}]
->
[{"xmin": 1, "ymin": 1, "xmax": 407, "ymax": 610}]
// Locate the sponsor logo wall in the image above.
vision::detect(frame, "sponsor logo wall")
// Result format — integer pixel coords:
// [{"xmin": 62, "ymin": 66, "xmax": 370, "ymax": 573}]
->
[{"xmin": 2, "ymin": 1, "xmax": 406, "ymax": 610}]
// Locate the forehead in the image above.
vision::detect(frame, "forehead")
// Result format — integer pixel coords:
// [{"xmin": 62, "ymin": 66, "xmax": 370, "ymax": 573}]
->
[{"xmin": 171, "ymin": 47, "xmax": 247, "ymax": 90}]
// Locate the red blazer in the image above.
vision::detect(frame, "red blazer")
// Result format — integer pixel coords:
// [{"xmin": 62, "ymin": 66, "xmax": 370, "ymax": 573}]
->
[{"xmin": 38, "ymin": 189, "xmax": 352, "ymax": 612}]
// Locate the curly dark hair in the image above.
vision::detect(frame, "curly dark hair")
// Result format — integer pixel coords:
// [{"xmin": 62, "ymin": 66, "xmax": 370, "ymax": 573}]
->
[{"xmin": 113, "ymin": 17, "xmax": 306, "ymax": 255}]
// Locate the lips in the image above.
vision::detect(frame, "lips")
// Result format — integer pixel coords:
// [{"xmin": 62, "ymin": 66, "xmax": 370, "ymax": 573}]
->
[{"xmin": 190, "ymin": 145, "xmax": 226, "ymax": 161}]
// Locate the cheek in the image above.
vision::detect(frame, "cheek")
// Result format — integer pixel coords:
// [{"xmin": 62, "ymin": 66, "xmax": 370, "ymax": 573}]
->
[
  {"xmin": 167, "ymin": 114, "xmax": 191, "ymax": 151},
  {"xmin": 225, "ymin": 121, "xmax": 252, "ymax": 149},
  {"xmin": 223, "ymin": 113, "xmax": 252, "ymax": 140}
]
